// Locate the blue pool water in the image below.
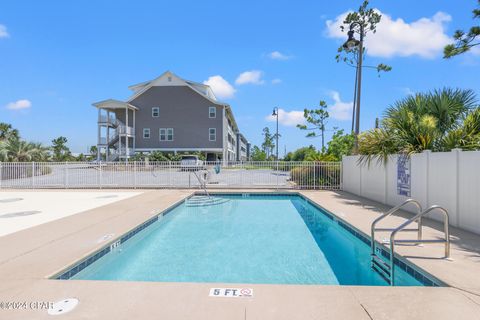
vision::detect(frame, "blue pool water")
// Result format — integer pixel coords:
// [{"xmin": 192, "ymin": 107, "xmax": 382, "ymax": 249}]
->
[{"xmin": 71, "ymin": 194, "xmax": 429, "ymax": 286}]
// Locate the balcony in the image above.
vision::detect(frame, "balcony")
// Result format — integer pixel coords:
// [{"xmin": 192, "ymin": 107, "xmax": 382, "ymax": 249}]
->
[
  {"xmin": 98, "ymin": 115, "xmax": 118, "ymax": 126},
  {"xmin": 117, "ymin": 125, "xmax": 135, "ymax": 135}
]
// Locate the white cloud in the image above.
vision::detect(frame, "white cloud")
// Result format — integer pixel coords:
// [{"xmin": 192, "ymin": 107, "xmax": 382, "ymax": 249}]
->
[
  {"xmin": 328, "ymin": 91, "xmax": 353, "ymax": 121},
  {"xmin": 268, "ymin": 51, "xmax": 291, "ymax": 60},
  {"xmin": 0, "ymin": 24, "xmax": 9, "ymax": 38},
  {"xmin": 235, "ymin": 70, "xmax": 265, "ymax": 85},
  {"xmin": 6, "ymin": 99, "xmax": 32, "ymax": 110},
  {"xmin": 326, "ymin": 11, "xmax": 452, "ymax": 59},
  {"xmin": 265, "ymin": 108, "xmax": 305, "ymax": 127},
  {"xmin": 203, "ymin": 75, "xmax": 236, "ymax": 99},
  {"xmin": 272, "ymin": 78, "xmax": 282, "ymax": 84}
]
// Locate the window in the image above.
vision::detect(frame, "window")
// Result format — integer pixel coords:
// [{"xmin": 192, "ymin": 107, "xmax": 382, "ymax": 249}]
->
[
  {"xmin": 167, "ymin": 128, "xmax": 174, "ymax": 141},
  {"xmin": 143, "ymin": 128, "xmax": 150, "ymax": 139},
  {"xmin": 209, "ymin": 106, "xmax": 216, "ymax": 118},
  {"xmin": 209, "ymin": 128, "xmax": 216, "ymax": 141},
  {"xmin": 160, "ymin": 128, "xmax": 173, "ymax": 141},
  {"xmin": 152, "ymin": 107, "xmax": 159, "ymax": 117}
]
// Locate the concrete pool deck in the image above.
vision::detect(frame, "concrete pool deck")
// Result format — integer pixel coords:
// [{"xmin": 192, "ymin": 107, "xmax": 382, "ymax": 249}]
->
[{"xmin": 0, "ymin": 189, "xmax": 479, "ymax": 319}]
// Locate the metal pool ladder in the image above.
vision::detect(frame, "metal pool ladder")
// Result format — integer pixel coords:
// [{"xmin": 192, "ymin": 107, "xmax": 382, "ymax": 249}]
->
[{"xmin": 370, "ymin": 199, "xmax": 451, "ymax": 285}]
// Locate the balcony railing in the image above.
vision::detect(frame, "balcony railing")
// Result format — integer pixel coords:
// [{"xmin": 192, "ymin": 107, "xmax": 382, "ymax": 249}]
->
[
  {"xmin": 98, "ymin": 115, "xmax": 119, "ymax": 126},
  {"xmin": 117, "ymin": 125, "xmax": 134, "ymax": 135}
]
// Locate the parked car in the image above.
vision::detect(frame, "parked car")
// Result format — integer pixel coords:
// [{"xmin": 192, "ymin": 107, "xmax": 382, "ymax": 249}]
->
[{"xmin": 180, "ymin": 155, "xmax": 205, "ymax": 171}]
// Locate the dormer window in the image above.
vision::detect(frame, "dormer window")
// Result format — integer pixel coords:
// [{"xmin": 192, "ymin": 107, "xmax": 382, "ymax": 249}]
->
[{"xmin": 152, "ymin": 107, "xmax": 159, "ymax": 117}]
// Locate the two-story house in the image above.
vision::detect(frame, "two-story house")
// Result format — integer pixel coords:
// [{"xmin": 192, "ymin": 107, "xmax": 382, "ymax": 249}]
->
[{"xmin": 93, "ymin": 71, "xmax": 249, "ymax": 162}]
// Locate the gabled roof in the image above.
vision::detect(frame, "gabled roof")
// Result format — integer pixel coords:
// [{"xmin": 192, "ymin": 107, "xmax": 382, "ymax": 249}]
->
[{"xmin": 126, "ymin": 71, "xmax": 223, "ymax": 106}]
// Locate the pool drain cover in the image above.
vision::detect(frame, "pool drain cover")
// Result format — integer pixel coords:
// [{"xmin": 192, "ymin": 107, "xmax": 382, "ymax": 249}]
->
[
  {"xmin": 0, "ymin": 210, "xmax": 41, "ymax": 218},
  {"xmin": 48, "ymin": 298, "xmax": 79, "ymax": 316},
  {"xmin": 0, "ymin": 197, "xmax": 23, "ymax": 203}
]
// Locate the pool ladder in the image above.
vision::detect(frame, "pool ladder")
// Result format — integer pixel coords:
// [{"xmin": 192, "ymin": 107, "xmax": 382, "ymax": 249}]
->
[{"xmin": 370, "ymin": 199, "xmax": 450, "ymax": 286}]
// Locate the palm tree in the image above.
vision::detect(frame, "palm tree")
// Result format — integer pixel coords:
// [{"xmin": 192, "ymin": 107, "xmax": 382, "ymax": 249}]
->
[
  {"xmin": 359, "ymin": 88, "xmax": 480, "ymax": 164},
  {"xmin": 2, "ymin": 138, "xmax": 49, "ymax": 162},
  {"xmin": 0, "ymin": 123, "xmax": 19, "ymax": 141}
]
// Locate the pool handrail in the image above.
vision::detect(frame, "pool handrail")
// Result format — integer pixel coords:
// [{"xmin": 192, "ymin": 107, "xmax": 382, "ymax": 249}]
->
[
  {"xmin": 370, "ymin": 199, "xmax": 423, "ymax": 257},
  {"xmin": 389, "ymin": 205, "xmax": 450, "ymax": 285}
]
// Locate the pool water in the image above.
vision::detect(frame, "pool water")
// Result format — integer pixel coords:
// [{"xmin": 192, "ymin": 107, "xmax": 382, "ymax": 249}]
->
[{"xmin": 71, "ymin": 194, "xmax": 427, "ymax": 286}]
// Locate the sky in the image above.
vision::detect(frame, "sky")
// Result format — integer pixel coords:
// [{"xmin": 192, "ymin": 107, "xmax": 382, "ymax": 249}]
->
[{"xmin": 1, "ymin": 0, "xmax": 479, "ymax": 154}]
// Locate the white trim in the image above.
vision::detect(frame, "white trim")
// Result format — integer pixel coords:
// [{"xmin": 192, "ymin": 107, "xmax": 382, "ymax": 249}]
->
[
  {"xmin": 143, "ymin": 128, "xmax": 150, "ymax": 139},
  {"xmin": 209, "ymin": 106, "xmax": 216, "ymax": 118},
  {"xmin": 209, "ymin": 128, "xmax": 216, "ymax": 141},
  {"xmin": 152, "ymin": 107, "xmax": 160, "ymax": 118}
]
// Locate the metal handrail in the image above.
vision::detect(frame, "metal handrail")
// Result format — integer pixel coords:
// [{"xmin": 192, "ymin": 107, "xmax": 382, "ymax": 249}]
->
[
  {"xmin": 191, "ymin": 170, "xmax": 211, "ymax": 198},
  {"xmin": 389, "ymin": 205, "xmax": 450, "ymax": 285},
  {"xmin": 370, "ymin": 199, "xmax": 423, "ymax": 257}
]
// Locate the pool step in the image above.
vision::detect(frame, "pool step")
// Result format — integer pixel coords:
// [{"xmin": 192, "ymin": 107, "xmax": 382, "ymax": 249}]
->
[
  {"xmin": 371, "ymin": 254, "xmax": 391, "ymax": 283},
  {"xmin": 185, "ymin": 196, "xmax": 230, "ymax": 207}
]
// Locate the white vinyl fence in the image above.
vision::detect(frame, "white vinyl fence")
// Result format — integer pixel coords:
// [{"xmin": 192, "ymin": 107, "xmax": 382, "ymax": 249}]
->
[
  {"xmin": 343, "ymin": 150, "xmax": 480, "ymax": 235},
  {"xmin": 0, "ymin": 161, "xmax": 341, "ymax": 190}
]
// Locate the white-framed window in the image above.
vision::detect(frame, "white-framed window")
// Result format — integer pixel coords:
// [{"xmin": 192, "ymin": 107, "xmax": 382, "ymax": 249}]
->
[
  {"xmin": 209, "ymin": 106, "xmax": 216, "ymax": 118},
  {"xmin": 209, "ymin": 128, "xmax": 216, "ymax": 141},
  {"xmin": 160, "ymin": 128, "xmax": 174, "ymax": 141},
  {"xmin": 167, "ymin": 128, "xmax": 174, "ymax": 141},
  {"xmin": 143, "ymin": 128, "xmax": 150, "ymax": 139},
  {"xmin": 152, "ymin": 107, "xmax": 160, "ymax": 117}
]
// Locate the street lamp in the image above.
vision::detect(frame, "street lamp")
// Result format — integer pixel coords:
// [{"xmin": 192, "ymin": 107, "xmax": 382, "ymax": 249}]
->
[
  {"xmin": 272, "ymin": 107, "xmax": 279, "ymax": 160},
  {"xmin": 343, "ymin": 22, "xmax": 364, "ymax": 151}
]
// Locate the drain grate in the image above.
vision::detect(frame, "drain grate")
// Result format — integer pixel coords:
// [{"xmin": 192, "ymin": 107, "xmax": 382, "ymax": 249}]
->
[
  {"xmin": 0, "ymin": 198, "xmax": 23, "ymax": 203},
  {"xmin": 0, "ymin": 210, "xmax": 42, "ymax": 218},
  {"xmin": 47, "ymin": 298, "xmax": 79, "ymax": 316}
]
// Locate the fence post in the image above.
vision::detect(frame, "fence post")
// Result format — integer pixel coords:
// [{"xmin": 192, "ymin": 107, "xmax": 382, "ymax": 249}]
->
[
  {"xmin": 313, "ymin": 162, "xmax": 316, "ymax": 190},
  {"xmin": 64, "ymin": 162, "xmax": 69, "ymax": 188},
  {"xmin": 99, "ymin": 162, "xmax": 103, "ymax": 189},
  {"xmin": 453, "ymin": 148, "xmax": 461, "ymax": 228},
  {"xmin": 276, "ymin": 161, "xmax": 279, "ymax": 190},
  {"xmin": 31, "ymin": 162, "xmax": 35, "ymax": 188},
  {"xmin": 0, "ymin": 162, "xmax": 3, "ymax": 189},
  {"xmin": 134, "ymin": 161, "xmax": 137, "ymax": 189}
]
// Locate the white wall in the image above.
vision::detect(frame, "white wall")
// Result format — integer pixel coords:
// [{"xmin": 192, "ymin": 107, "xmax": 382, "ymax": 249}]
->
[{"xmin": 342, "ymin": 150, "xmax": 480, "ymax": 235}]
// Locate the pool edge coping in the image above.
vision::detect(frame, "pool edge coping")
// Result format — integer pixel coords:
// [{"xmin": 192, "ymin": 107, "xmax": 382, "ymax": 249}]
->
[{"xmin": 49, "ymin": 190, "xmax": 445, "ymax": 287}]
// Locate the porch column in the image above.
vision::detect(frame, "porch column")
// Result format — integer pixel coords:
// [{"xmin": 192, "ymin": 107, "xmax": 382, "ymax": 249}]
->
[
  {"xmin": 125, "ymin": 106, "xmax": 129, "ymax": 159},
  {"xmin": 106, "ymin": 110, "xmax": 110, "ymax": 161},
  {"xmin": 133, "ymin": 109, "xmax": 136, "ymax": 153},
  {"xmin": 97, "ymin": 109, "xmax": 101, "ymax": 161}
]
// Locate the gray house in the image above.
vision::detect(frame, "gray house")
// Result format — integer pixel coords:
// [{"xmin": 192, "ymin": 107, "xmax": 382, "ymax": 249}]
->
[{"xmin": 93, "ymin": 71, "xmax": 249, "ymax": 161}]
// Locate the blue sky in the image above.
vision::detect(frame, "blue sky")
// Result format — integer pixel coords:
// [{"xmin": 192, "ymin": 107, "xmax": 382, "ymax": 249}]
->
[{"xmin": 1, "ymin": 0, "xmax": 479, "ymax": 154}]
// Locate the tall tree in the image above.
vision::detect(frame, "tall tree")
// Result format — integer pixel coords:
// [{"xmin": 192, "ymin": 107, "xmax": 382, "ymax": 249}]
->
[
  {"xmin": 335, "ymin": 0, "xmax": 392, "ymax": 74},
  {"xmin": 261, "ymin": 127, "xmax": 275, "ymax": 158},
  {"xmin": 51, "ymin": 136, "xmax": 72, "ymax": 161},
  {"xmin": 297, "ymin": 101, "xmax": 330, "ymax": 152},
  {"xmin": 444, "ymin": 0, "xmax": 480, "ymax": 58}
]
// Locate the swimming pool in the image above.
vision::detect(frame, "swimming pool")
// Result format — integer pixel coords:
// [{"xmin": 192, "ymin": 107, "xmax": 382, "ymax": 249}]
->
[{"xmin": 58, "ymin": 194, "xmax": 439, "ymax": 286}]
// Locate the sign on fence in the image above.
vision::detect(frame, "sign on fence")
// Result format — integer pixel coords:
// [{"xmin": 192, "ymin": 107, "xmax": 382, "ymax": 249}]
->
[{"xmin": 397, "ymin": 155, "xmax": 411, "ymax": 196}]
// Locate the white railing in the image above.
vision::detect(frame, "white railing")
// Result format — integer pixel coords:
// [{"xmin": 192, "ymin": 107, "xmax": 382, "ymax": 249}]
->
[
  {"xmin": 98, "ymin": 115, "xmax": 118, "ymax": 126},
  {"xmin": 117, "ymin": 125, "xmax": 134, "ymax": 135},
  {"xmin": 0, "ymin": 161, "xmax": 341, "ymax": 190}
]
